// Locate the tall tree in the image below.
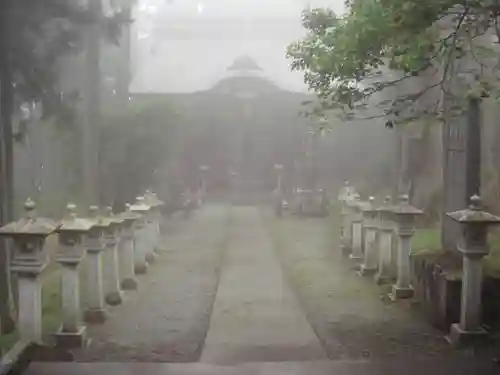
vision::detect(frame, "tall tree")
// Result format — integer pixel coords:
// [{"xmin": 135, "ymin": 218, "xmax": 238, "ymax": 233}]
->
[{"xmin": 0, "ymin": 0, "xmax": 126, "ymax": 332}]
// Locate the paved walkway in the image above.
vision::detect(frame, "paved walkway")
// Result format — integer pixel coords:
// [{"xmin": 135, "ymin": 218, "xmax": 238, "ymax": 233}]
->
[{"xmin": 200, "ymin": 207, "xmax": 326, "ymax": 364}]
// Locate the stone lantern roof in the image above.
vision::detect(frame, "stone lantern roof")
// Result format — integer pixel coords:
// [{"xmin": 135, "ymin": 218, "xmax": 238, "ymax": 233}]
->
[
  {"xmin": 144, "ymin": 190, "xmax": 164, "ymax": 207},
  {"xmin": 360, "ymin": 197, "xmax": 378, "ymax": 214},
  {"xmin": 119, "ymin": 204, "xmax": 142, "ymax": 221},
  {"xmin": 129, "ymin": 196, "xmax": 151, "ymax": 213},
  {"xmin": 88, "ymin": 206, "xmax": 112, "ymax": 228},
  {"xmin": 104, "ymin": 207, "xmax": 125, "ymax": 225},
  {"xmin": 0, "ymin": 198, "xmax": 58, "ymax": 236},
  {"xmin": 227, "ymin": 55, "xmax": 263, "ymax": 72},
  {"xmin": 447, "ymin": 195, "xmax": 500, "ymax": 224},
  {"xmin": 377, "ymin": 196, "xmax": 396, "ymax": 213},
  {"xmin": 392, "ymin": 195, "xmax": 423, "ymax": 216},
  {"xmin": 57, "ymin": 203, "xmax": 94, "ymax": 233}
]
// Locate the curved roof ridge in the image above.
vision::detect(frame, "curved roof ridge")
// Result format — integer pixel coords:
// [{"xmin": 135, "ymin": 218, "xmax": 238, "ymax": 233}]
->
[{"xmin": 227, "ymin": 55, "xmax": 263, "ymax": 71}]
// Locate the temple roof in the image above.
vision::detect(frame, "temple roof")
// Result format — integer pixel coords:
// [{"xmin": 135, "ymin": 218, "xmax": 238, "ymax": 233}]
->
[{"xmin": 227, "ymin": 56, "xmax": 263, "ymax": 71}]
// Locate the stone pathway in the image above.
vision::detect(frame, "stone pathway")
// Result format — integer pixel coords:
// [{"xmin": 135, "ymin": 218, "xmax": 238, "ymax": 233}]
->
[
  {"xmin": 266, "ymin": 214, "xmax": 489, "ymax": 361},
  {"xmin": 200, "ymin": 207, "xmax": 326, "ymax": 364},
  {"xmin": 74, "ymin": 205, "xmax": 230, "ymax": 362}
]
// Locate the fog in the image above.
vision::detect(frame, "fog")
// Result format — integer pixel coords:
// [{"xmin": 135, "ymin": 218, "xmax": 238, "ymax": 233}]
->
[
  {"xmin": 131, "ymin": 0, "xmax": 346, "ymax": 93},
  {"xmin": 6, "ymin": 1, "xmax": 493, "ymax": 371}
]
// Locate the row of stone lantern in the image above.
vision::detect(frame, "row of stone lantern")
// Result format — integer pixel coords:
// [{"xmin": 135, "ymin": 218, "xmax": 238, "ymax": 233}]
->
[
  {"xmin": 0, "ymin": 191, "xmax": 165, "ymax": 348},
  {"xmin": 338, "ymin": 183, "xmax": 423, "ymax": 300},
  {"xmin": 338, "ymin": 181, "xmax": 500, "ymax": 346}
]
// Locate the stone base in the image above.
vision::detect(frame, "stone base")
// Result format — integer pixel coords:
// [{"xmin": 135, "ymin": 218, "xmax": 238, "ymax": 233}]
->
[
  {"xmin": 374, "ymin": 272, "xmax": 393, "ymax": 285},
  {"xmin": 121, "ymin": 277, "xmax": 138, "ymax": 290},
  {"xmin": 349, "ymin": 255, "xmax": 363, "ymax": 270},
  {"xmin": 54, "ymin": 326, "xmax": 87, "ymax": 349},
  {"xmin": 341, "ymin": 245, "xmax": 351, "ymax": 257},
  {"xmin": 358, "ymin": 265, "xmax": 377, "ymax": 277},
  {"xmin": 390, "ymin": 285, "xmax": 414, "ymax": 300},
  {"xmin": 83, "ymin": 309, "xmax": 107, "ymax": 324},
  {"xmin": 145, "ymin": 252, "xmax": 157, "ymax": 263},
  {"xmin": 134, "ymin": 263, "xmax": 148, "ymax": 274},
  {"xmin": 105, "ymin": 291, "xmax": 123, "ymax": 306},
  {"xmin": 446, "ymin": 323, "xmax": 488, "ymax": 347}
]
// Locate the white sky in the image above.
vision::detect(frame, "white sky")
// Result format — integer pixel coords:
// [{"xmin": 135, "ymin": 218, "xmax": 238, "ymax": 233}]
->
[{"xmin": 130, "ymin": 0, "xmax": 346, "ymax": 93}]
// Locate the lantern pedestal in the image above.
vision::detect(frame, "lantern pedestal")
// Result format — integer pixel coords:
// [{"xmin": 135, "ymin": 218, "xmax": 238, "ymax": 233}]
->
[
  {"xmin": 375, "ymin": 228, "xmax": 394, "ymax": 284},
  {"xmin": 15, "ymin": 266, "xmax": 46, "ymax": 343},
  {"xmin": 84, "ymin": 249, "xmax": 107, "ymax": 324},
  {"xmin": 390, "ymin": 233, "xmax": 415, "ymax": 301},
  {"xmin": 340, "ymin": 208, "xmax": 352, "ymax": 257},
  {"xmin": 358, "ymin": 198, "xmax": 378, "ymax": 277},
  {"xmin": 349, "ymin": 219, "xmax": 364, "ymax": 269},
  {"xmin": 446, "ymin": 254, "xmax": 488, "ymax": 346},
  {"xmin": 340, "ymin": 201, "xmax": 353, "ymax": 257},
  {"xmin": 55, "ymin": 263, "xmax": 87, "ymax": 348},
  {"xmin": 103, "ymin": 238, "xmax": 124, "ymax": 306},
  {"xmin": 119, "ymin": 231, "xmax": 138, "ymax": 290},
  {"xmin": 130, "ymin": 197, "xmax": 151, "ymax": 274},
  {"xmin": 145, "ymin": 214, "xmax": 158, "ymax": 263},
  {"xmin": 134, "ymin": 225, "xmax": 149, "ymax": 274}
]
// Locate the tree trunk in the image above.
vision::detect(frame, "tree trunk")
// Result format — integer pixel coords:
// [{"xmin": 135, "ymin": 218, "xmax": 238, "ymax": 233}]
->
[
  {"xmin": 0, "ymin": 0, "xmax": 17, "ymax": 334},
  {"xmin": 82, "ymin": 0, "xmax": 102, "ymax": 207}
]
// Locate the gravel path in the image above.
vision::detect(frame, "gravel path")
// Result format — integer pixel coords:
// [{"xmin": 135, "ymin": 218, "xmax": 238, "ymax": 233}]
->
[
  {"xmin": 200, "ymin": 207, "xmax": 326, "ymax": 364},
  {"xmin": 265, "ymin": 213, "xmax": 484, "ymax": 361},
  {"xmin": 74, "ymin": 205, "xmax": 230, "ymax": 362}
]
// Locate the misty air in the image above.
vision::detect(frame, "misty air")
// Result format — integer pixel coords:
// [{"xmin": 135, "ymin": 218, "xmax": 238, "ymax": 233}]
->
[{"xmin": 1, "ymin": 1, "xmax": 500, "ymax": 374}]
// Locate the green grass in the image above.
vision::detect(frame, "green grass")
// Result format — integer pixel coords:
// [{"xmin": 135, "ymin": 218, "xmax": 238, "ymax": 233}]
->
[
  {"xmin": 411, "ymin": 228, "xmax": 441, "ymax": 256},
  {"xmin": 410, "ymin": 227, "xmax": 500, "ymax": 279},
  {"xmin": 485, "ymin": 233, "xmax": 500, "ymax": 279}
]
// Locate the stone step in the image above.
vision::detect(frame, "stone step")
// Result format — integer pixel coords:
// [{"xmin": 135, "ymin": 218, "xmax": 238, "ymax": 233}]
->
[{"xmin": 25, "ymin": 359, "xmax": 499, "ymax": 375}]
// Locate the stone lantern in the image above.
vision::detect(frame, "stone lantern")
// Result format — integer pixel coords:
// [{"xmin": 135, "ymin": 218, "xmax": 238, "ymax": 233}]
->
[
  {"xmin": 0, "ymin": 198, "xmax": 58, "ymax": 343},
  {"xmin": 83, "ymin": 205, "xmax": 110, "ymax": 324},
  {"xmin": 54, "ymin": 203, "xmax": 94, "ymax": 348},
  {"xmin": 229, "ymin": 170, "xmax": 238, "ymax": 204},
  {"xmin": 129, "ymin": 196, "xmax": 151, "ymax": 274},
  {"xmin": 446, "ymin": 195, "xmax": 500, "ymax": 346},
  {"xmin": 349, "ymin": 194, "xmax": 364, "ymax": 267},
  {"xmin": 359, "ymin": 197, "xmax": 379, "ymax": 276},
  {"xmin": 144, "ymin": 190, "xmax": 164, "ymax": 255},
  {"xmin": 390, "ymin": 195, "xmax": 423, "ymax": 300},
  {"xmin": 375, "ymin": 196, "xmax": 396, "ymax": 284},
  {"xmin": 151, "ymin": 191, "xmax": 165, "ymax": 246},
  {"xmin": 274, "ymin": 164, "xmax": 284, "ymax": 217},
  {"xmin": 199, "ymin": 165, "xmax": 210, "ymax": 204},
  {"xmin": 118, "ymin": 205, "xmax": 141, "ymax": 290},
  {"xmin": 102, "ymin": 206, "xmax": 125, "ymax": 306},
  {"xmin": 339, "ymin": 181, "xmax": 354, "ymax": 256}
]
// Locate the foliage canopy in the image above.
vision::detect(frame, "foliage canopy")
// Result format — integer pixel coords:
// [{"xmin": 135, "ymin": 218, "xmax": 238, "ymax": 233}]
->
[{"xmin": 287, "ymin": 0, "xmax": 500, "ymax": 125}]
